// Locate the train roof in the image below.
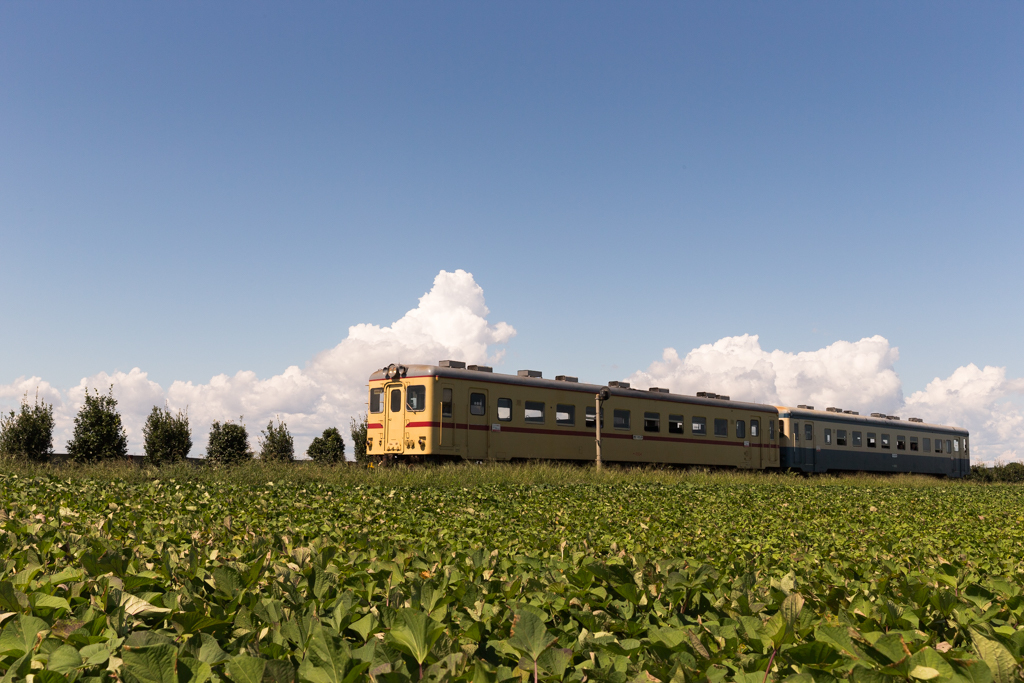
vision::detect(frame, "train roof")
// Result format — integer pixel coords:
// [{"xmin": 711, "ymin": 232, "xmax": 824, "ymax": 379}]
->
[
  {"xmin": 775, "ymin": 405, "xmax": 967, "ymax": 436},
  {"xmin": 370, "ymin": 363, "xmax": 777, "ymax": 414}
]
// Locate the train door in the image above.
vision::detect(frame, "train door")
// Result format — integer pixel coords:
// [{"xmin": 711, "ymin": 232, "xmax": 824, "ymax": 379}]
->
[
  {"xmin": 749, "ymin": 417, "xmax": 763, "ymax": 468},
  {"xmin": 467, "ymin": 388, "xmax": 489, "ymax": 459},
  {"xmin": 439, "ymin": 384, "xmax": 454, "ymax": 449},
  {"xmin": 384, "ymin": 383, "xmax": 405, "ymax": 454},
  {"xmin": 803, "ymin": 421, "xmax": 816, "ymax": 472}
]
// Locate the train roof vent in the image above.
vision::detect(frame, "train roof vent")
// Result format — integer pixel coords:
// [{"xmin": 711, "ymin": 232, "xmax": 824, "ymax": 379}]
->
[
  {"xmin": 826, "ymin": 407, "xmax": 841, "ymax": 413},
  {"xmin": 649, "ymin": 387, "xmax": 670, "ymax": 393},
  {"xmin": 908, "ymin": 417, "xmax": 924, "ymax": 423},
  {"xmin": 870, "ymin": 412, "xmax": 885, "ymax": 418},
  {"xmin": 439, "ymin": 360, "xmax": 466, "ymax": 369},
  {"xmin": 698, "ymin": 391, "xmax": 716, "ymax": 398},
  {"xmin": 608, "ymin": 380, "xmax": 630, "ymax": 388},
  {"xmin": 797, "ymin": 404, "xmax": 814, "ymax": 410},
  {"xmin": 719, "ymin": 395, "xmax": 730, "ymax": 401},
  {"xmin": 467, "ymin": 365, "xmax": 493, "ymax": 373},
  {"xmin": 517, "ymin": 370, "xmax": 542, "ymax": 378},
  {"xmin": 844, "ymin": 411, "xmax": 859, "ymax": 415},
  {"xmin": 555, "ymin": 375, "xmax": 578, "ymax": 382},
  {"xmin": 887, "ymin": 415, "xmax": 900, "ymax": 420}
]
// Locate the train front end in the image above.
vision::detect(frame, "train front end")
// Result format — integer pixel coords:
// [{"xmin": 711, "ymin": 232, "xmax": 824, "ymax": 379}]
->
[{"xmin": 366, "ymin": 363, "xmax": 439, "ymax": 461}]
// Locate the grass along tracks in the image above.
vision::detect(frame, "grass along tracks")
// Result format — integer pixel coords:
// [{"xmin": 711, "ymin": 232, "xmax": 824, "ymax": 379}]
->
[{"xmin": 0, "ymin": 462, "xmax": 1022, "ymax": 682}]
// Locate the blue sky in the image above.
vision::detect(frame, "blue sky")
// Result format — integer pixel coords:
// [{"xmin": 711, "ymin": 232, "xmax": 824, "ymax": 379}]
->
[{"xmin": 2, "ymin": 2, "xmax": 1022, "ymax": 456}]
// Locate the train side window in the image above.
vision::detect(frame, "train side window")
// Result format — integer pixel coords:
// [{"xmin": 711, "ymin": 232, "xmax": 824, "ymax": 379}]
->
[
  {"xmin": 824, "ymin": 428, "xmax": 832, "ymax": 445},
  {"xmin": 469, "ymin": 392, "xmax": 486, "ymax": 416},
  {"xmin": 867, "ymin": 433, "xmax": 876, "ymax": 447},
  {"xmin": 945, "ymin": 439, "xmax": 952, "ymax": 453},
  {"xmin": 793, "ymin": 422, "xmax": 799, "ymax": 441},
  {"xmin": 910, "ymin": 436, "xmax": 919, "ymax": 451},
  {"xmin": 614, "ymin": 410, "xmax": 631, "ymax": 430},
  {"xmin": 881, "ymin": 433, "xmax": 890, "ymax": 448},
  {"xmin": 964, "ymin": 437, "xmax": 968, "ymax": 454},
  {"xmin": 714, "ymin": 418, "xmax": 728, "ymax": 437},
  {"xmin": 585, "ymin": 407, "xmax": 604, "ymax": 429},
  {"xmin": 668, "ymin": 415, "xmax": 684, "ymax": 434},
  {"xmin": 897, "ymin": 435, "xmax": 906, "ymax": 450},
  {"xmin": 769, "ymin": 420, "xmax": 775, "ymax": 440},
  {"xmin": 390, "ymin": 388, "xmax": 402, "ymax": 412},
  {"xmin": 837, "ymin": 430, "xmax": 846, "ymax": 446},
  {"xmin": 804, "ymin": 423, "xmax": 813, "ymax": 441},
  {"xmin": 407, "ymin": 386, "xmax": 426, "ymax": 411},
  {"xmin": 644, "ymin": 412, "xmax": 660, "ymax": 433},
  {"xmin": 853, "ymin": 431, "xmax": 862, "ymax": 447},
  {"xmin": 525, "ymin": 401, "xmax": 545, "ymax": 423},
  {"xmin": 497, "ymin": 398, "xmax": 512, "ymax": 421},
  {"xmin": 370, "ymin": 388, "xmax": 384, "ymax": 413},
  {"xmin": 953, "ymin": 438, "xmax": 959, "ymax": 453},
  {"xmin": 692, "ymin": 416, "xmax": 707, "ymax": 435},
  {"xmin": 442, "ymin": 388, "xmax": 453, "ymax": 418},
  {"xmin": 556, "ymin": 404, "xmax": 575, "ymax": 426},
  {"xmin": 923, "ymin": 437, "xmax": 931, "ymax": 452},
  {"xmin": 750, "ymin": 419, "xmax": 759, "ymax": 437},
  {"xmin": 735, "ymin": 420, "xmax": 745, "ymax": 438}
]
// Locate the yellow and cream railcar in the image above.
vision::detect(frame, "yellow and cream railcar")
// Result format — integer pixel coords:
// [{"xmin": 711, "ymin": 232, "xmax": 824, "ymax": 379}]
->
[
  {"xmin": 367, "ymin": 361, "xmax": 781, "ymax": 469},
  {"xmin": 776, "ymin": 406, "xmax": 970, "ymax": 477}
]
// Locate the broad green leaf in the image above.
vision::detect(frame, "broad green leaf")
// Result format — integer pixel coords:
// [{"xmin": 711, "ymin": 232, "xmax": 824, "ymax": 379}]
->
[
  {"xmin": 47, "ymin": 643, "xmax": 84, "ymax": 673},
  {"xmin": 509, "ymin": 609, "xmax": 555, "ymax": 662},
  {"xmin": 0, "ymin": 614, "xmax": 48, "ymax": 657},
  {"xmin": 974, "ymin": 633, "xmax": 1017, "ymax": 683},
  {"xmin": 227, "ymin": 654, "xmax": 266, "ymax": 683},
  {"xmin": 121, "ymin": 643, "xmax": 178, "ymax": 683},
  {"xmin": 386, "ymin": 609, "xmax": 444, "ymax": 665}
]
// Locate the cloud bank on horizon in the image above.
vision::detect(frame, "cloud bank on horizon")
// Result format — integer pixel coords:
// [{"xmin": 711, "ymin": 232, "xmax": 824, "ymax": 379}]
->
[{"xmin": 2, "ymin": 269, "xmax": 1021, "ymax": 464}]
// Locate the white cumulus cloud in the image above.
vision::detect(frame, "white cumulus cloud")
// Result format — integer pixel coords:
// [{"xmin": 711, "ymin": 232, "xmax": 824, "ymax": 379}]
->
[{"xmin": 0, "ymin": 269, "xmax": 515, "ymax": 457}]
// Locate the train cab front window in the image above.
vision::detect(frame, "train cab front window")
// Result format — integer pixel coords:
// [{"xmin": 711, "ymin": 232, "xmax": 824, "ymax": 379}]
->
[
  {"xmin": 441, "ymin": 388, "xmax": 453, "ymax": 418},
  {"xmin": 644, "ymin": 412, "xmax": 660, "ymax": 433},
  {"xmin": 370, "ymin": 389, "xmax": 384, "ymax": 413},
  {"xmin": 736, "ymin": 420, "xmax": 745, "ymax": 438},
  {"xmin": 406, "ymin": 386, "xmax": 426, "ymax": 411},
  {"xmin": 668, "ymin": 415, "xmax": 684, "ymax": 434},
  {"xmin": 469, "ymin": 393, "xmax": 486, "ymax": 416},
  {"xmin": 390, "ymin": 389, "xmax": 402, "ymax": 412},
  {"xmin": 585, "ymin": 407, "xmax": 604, "ymax": 429},
  {"xmin": 497, "ymin": 398, "xmax": 512, "ymax": 421},
  {"xmin": 750, "ymin": 419, "xmax": 759, "ymax": 437}
]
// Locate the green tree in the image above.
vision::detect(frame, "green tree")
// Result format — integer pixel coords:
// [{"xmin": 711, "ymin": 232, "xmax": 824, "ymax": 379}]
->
[
  {"xmin": 350, "ymin": 413, "xmax": 368, "ymax": 464},
  {"xmin": 206, "ymin": 418, "xmax": 251, "ymax": 465},
  {"xmin": 306, "ymin": 426, "xmax": 345, "ymax": 464},
  {"xmin": 0, "ymin": 393, "xmax": 55, "ymax": 462},
  {"xmin": 142, "ymin": 406, "xmax": 192, "ymax": 465},
  {"xmin": 66, "ymin": 387, "xmax": 128, "ymax": 462},
  {"xmin": 258, "ymin": 418, "xmax": 294, "ymax": 462}
]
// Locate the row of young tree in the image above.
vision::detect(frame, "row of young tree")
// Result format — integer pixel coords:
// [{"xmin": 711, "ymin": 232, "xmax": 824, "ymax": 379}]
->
[{"xmin": 0, "ymin": 389, "xmax": 369, "ymax": 465}]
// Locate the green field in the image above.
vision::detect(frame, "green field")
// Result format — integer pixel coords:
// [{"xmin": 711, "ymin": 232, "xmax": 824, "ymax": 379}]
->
[{"xmin": 1, "ymin": 462, "xmax": 1022, "ymax": 682}]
